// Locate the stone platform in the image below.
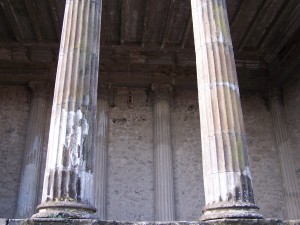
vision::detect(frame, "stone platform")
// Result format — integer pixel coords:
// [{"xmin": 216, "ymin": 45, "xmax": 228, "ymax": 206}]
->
[{"xmin": 1, "ymin": 219, "xmax": 300, "ymax": 225}]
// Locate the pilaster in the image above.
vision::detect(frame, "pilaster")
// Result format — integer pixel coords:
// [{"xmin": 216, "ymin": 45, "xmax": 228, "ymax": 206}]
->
[
  {"xmin": 191, "ymin": 0, "xmax": 262, "ymax": 220},
  {"xmin": 269, "ymin": 88, "xmax": 300, "ymax": 220},
  {"xmin": 94, "ymin": 83, "xmax": 111, "ymax": 219},
  {"xmin": 15, "ymin": 81, "xmax": 49, "ymax": 218},
  {"xmin": 152, "ymin": 84, "xmax": 175, "ymax": 221}
]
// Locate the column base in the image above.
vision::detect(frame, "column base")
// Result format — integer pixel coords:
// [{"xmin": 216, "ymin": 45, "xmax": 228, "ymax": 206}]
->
[
  {"xmin": 32, "ymin": 201, "xmax": 96, "ymax": 219},
  {"xmin": 201, "ymin": 202, "xmax": 264, "ymax": 221}
]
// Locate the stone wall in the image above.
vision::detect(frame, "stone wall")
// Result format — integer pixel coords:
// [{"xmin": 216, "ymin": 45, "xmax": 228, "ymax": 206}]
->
[
  {"xmin": 283, "ymin": 78, "xmax": 300, "ymax": 190},
  {"xmin": 172, "ymin": 90, "xmax": 204, "ymax": 221},
  {"xmin": 0, "ymin": 86, "xmax": 287, "ymax": 220},
  {"xmin": 107, "ymin": 90, "xmax": 154, "ymax": 221},
  {"xmin": 0, "ymin": 85, "xmax": 30, "ymax": 218},
  {"xmin": 242, "ymin": 94, "xmax": 285, "ymax": 219}
]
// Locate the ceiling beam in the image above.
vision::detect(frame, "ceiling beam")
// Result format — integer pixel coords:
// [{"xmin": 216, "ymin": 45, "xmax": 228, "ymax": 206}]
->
[
  {"xmin": 229, "ymin": 0, "xmax": 246, "ymax": 25},
  {"xmin": 160, "ymin": 0, "xmax": 174, "ymax": 48},
  {"xmin": 24, "ymin": 0, "xmax": 42, "ymax": 41},
  {"xmin": 237, "ymin": 1, "xmax": 268, "ymax": 50},
  {"xmin": 141, "ymin": 0, "xmax": 150, "ymax": 47},
  {"xmin": 270, "ymin": 39, "xmax": 300, "ymax": 86},
  {"xmin": 0, "ymin": 0, "xmax": 24, "ymax": 41},
  {"xmin": 120, "ymin": 0, "xmax": 128, "ymax": 45},
  {"xmin": 181, "ymin": 12, "xmax": 192, "ymax": 49},
  {"xmin": 48, "ymin": 0, "xmax": 61, "ymax": 40},
  {"xmin": 257, "ymin": 1, "xmax": 298, "ymax": 53}
]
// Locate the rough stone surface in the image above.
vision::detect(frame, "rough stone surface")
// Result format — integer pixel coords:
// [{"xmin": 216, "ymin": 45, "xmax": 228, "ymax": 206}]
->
[
  {"xmin": 107, "ymin": 91, "xmax": 154, "ymax": 221},
  {"xmin": 0, "ymin": 85, "xmax": 30, "ymax": 218},
  {"xmin": 283, "ymin": 79, "xmax": 300, "ymax": 190},
  {"xmin": 0, "ymin": 88, "xmax": 289, "ymax": 221},
  {"xmin": 172, "ymin": 90, "xmax": 204, "ymax": 221},
  {"xmin": 242, "ymin": 94, "xmax": 285, "ymax": 219}
]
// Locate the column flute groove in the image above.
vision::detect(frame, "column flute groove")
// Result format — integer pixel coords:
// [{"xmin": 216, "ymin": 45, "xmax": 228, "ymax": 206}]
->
[
  {"xmin": 33, "ymin": 0, "xmax": 102, "ymax": 219},
  {"xmin": 191, "ymin": 0, "xmax": 263, "ymax": 220}
]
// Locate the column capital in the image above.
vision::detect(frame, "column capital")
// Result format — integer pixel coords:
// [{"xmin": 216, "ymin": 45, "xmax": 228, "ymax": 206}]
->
[
  {"xmin": 28, "ymin": 81, "xmax": 53, "ymax": 98},
  {"xmin": 98, "ymin": 82, "xmax": 112, "ymax": 99},
  {"xmin": 269, "ymin": 88, "xmax": 283, "ymax": 104},
  {"xmin": 151, "ymin": 84, "xmax": 173, "ymax": 102}
]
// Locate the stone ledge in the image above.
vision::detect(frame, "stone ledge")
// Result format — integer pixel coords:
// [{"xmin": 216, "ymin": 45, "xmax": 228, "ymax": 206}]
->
[{"xmin": 1, "ymin": 219, "xmax": 299, "ymax": 225}]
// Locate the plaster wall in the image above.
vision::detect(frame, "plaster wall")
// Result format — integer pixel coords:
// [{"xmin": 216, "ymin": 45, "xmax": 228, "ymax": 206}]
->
[
  {"xmin": 0, "ymin": 86, "xmax": 286, "ymax": 221},
  {"xmin": 0, "ymin": 86, "xmax": 30, "ymax": 218}
]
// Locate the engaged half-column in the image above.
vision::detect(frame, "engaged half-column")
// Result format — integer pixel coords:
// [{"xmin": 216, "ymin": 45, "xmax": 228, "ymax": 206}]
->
[
  {"xmin": 269, "ymin": 89, "xmax": 300, "ymax": 220},
  {"xmin": 33, "ymin": 0, "xmax": 102, "ymax": 218},
  {"xmin": 16, "ymin": 81, "xmax": 49, "ymax": 218},
  {"xmin": 94, "ymin": 83, "xmax": 110, "ymax": 219},
  {"xmin": 152, "ymin": 84, "xmax": 175, "ymax": 221},
  {"xmin": 191, "ymin": 0, "xmax": 263, "ymax": 220}
]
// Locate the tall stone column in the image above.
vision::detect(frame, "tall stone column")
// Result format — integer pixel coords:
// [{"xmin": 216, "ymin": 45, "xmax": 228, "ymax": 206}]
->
[
  {"xmin": 152, "ymin": 84, "xmax": 175, "ymax": 221},
  {"xmin": 33, "ymin": 0, "xmax": 102, "ymax": 218},
  {"xmin": 191, "ymin": 0, "xmax": 263, "ymax": 220},
  {"xmin": 94, "ymin": 83, "xmax": 110, "ymax": 219},
  {"xmin": 269, "ymin": 89, "xmax": 300, "ymax": 220},
  {"xmin": 15, "ymin": 81, "xmax": 49, "ymax": 218}
]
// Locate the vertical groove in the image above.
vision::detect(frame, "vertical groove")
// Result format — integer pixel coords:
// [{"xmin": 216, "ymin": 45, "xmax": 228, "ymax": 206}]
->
[{"xmin": 191, "ymin": 0, "xmax": 261, "ymax": 219}]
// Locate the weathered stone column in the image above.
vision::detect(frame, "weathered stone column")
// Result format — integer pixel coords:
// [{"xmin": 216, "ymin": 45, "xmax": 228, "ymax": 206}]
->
[
  {"xmin": 191, "ymin": 0, "xmax": 263, "ymax": 220},
  {"xmin": 94, "ymin": 83, "xmax": 110, "ymax": 219},
  {"xmin": 15, "ymin": 81, "xmax": 49, "ymax": 218},
  {"xmin": 152, "ymin": 84, "xmax": 175, "ymax": 221},
  {"xmin": 269, "ymin": 89, "xmax": 300, "ymax": 220},
  {"xmin": 33, "ymin": 0, "xmax": 102, "ymax": 218}
]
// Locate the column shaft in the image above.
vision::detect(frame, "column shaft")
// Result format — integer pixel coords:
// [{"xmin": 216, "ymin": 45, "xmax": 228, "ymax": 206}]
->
[
  {"xmin": 191, "ymin": 0, "xmax": 262, "ymax": 220},
  {"xmin": 152, "ymin": 84, "xmax": 175, "ymax": 221},
  {"xmin": 33, "ymin": 0, "xmax": 102, "ymax": 218},
  {"xmin": 15, "ymin": 82, "xmax": 49, "ymax": 218},
  {"xmin": 270, "ymin": 89, "xmax": 300, "ymax": 220},
  {"xmin": 94, "ymin": 83, "xmax": 110, "ymax": 219}
]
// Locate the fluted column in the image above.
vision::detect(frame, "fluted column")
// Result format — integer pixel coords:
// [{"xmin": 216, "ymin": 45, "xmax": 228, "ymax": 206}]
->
[
  {"xmin": 94, "ymin": 83, "xmax": 110, "ymax": 219},
  {"xmin": 33, "ymin": 0, "xmax": 102, "ymax": 218},
  {"xmin": 15, "ymin": 81, "xmax": 49, "ymax": 218},
  {"xmin": 269, "ymin": 89, "xmax": 300, "ymax": 220},
  {"xmin": 152, "ymin": 84, "xmax": 175, "ymax": 221},
  {"xmin": 191, "ymin": 0, "xmax": 263, "ymax": 220}
]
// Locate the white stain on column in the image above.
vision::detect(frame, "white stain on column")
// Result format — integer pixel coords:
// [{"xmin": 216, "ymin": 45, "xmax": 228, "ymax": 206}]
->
[{"xmin": 33, "ymin": 0, "xmax": 102, "ymax": 218}]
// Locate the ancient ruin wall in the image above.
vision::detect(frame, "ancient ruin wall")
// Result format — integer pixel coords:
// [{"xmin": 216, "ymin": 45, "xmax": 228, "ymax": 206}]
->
[
  {"xmin": 0, "ymin": 87, "xmax": 285, "ymax": 220},
  {"xmin": 0, "ymin": 86, "xmax": 30, "ymax": 218},
  {"xmin": 172, "ymin": 90, "xmax": 204, "ymax": 221},
  {"xmin": 106, "ymin": 91, "xmax": 155, "ymax": 221},
  {"xmin": 242, "ymin": 94, "xmax": 285, "ymax": 219}
]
